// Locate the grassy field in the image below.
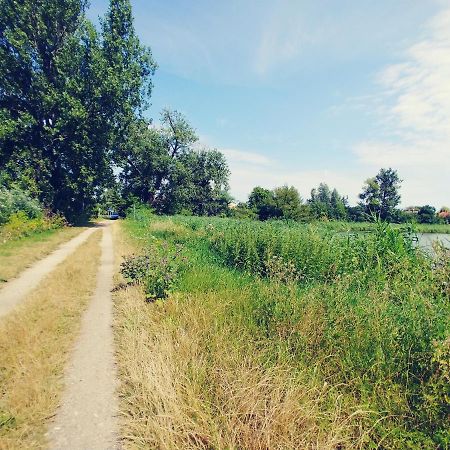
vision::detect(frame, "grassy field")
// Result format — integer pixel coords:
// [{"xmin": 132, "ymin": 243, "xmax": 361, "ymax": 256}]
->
[
  {"xmin": 0, "ymin": 227, "xmax": 85, "ymax": 284},
  {"xmin": 115, "ymin": 212, "xmax": 449, "ymax": 449},
  {"xmin": 0, "ymin": 231, "xmax": 101, "ymax": 449}
]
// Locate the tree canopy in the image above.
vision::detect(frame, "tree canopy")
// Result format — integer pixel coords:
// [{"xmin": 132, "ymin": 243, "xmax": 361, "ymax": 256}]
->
[
  {"xmin": 121, "ymin": 110, "xmax": 230, "ymax": 215},
  {"xmin": 308, "ymin": 183, "xmax": 347, "ymax": 220},
  {"xmin": 359, "ymin": 168, "xmax": 402, "ymax": 221},
  {"xmin": 0, "ymin": 0, "xmax": 156, "ymax": 221}
]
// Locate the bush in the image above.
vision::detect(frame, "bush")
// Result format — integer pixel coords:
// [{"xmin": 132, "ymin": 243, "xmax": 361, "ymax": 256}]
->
[
  {"xmin": 0, "ymin": 211, "xmax": 66, "ymax": 243},
  {"xmin": 121, "ymin": 242, "xmax": 187, "ymax": 301},
  {"xmin": 166, "ymin": 214, "xmax": 449, "ymax": 445},
  {"xmin": 0, "ymin": 187, "xmax": 43, "ymax": 225}
]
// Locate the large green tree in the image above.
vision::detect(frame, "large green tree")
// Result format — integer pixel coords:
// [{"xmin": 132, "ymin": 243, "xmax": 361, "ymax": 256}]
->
[
  {"xmin": 248, "ymin": 186, "xmax": 277, "ymax": 220},
  {"xmin": 101, "ymin": 0, "xmax": 156, "ymax": 151},
  {"xmin": 273, "ymin": 185, "xmax": 303, "ymax": 221},
  {"xmin": 121, "ymin": 110, "xmax": 230, "ymax": 215},
  {"xmin": 359, "ymin": 168, "xmax": 402, "ymax": 221},
  {"xmin": 309, "ymin": 183, "xmax": 347, "ymax": 220},
  {"xmin": 417, "ymin": 205, "xmax": 437, "ymax": 224},
  {"xmin": 0, "ymin": 0, "xmax": 155, "ymax": 220},
  {"xmin": 159, "ymin": 149, "xmax": 230, "ymax": 216}
]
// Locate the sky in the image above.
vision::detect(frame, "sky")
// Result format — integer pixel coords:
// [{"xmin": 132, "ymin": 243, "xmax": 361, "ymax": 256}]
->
[{"xmin": 88, "ymin": 0, "xmax": 450, "ymax": 208}]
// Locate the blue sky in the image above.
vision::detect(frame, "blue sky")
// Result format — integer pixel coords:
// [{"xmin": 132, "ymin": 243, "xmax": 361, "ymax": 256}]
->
[{"xmin": 89, "ymin": 0, "xmax": 450, "ymax": 207}]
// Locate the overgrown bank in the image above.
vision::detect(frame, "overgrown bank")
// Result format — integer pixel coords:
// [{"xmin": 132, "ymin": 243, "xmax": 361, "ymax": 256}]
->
[{"xmin": 115, "ymin": 212, "xmax": 449, "ymax": 449}]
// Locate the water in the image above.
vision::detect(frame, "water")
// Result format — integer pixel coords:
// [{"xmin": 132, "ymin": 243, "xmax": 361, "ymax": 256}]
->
[
  {"xmin": 336, "ymin": 231, "xmax": 450, "ymax": 253},
  {"xmin": 416, "ymin": 233, "xmax": 450, "ymax": 251}
]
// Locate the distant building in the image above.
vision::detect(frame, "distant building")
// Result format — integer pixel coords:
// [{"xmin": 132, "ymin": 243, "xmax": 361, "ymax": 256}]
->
[
  {"xmin": 403, "ymin": 206, "xmax": 420, "ymax": 215},
  {"xmin": 438, "ymin": 210, "xmax": 450, "ymax": 219}
]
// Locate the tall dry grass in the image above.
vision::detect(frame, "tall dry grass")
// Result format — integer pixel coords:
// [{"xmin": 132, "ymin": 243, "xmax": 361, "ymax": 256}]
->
[
  {"xmin": 0, "ymin": 231, "xmax": 101, "ymax": 449},
  {"xmin": 113, "ymin": 221, "xmax": 370, "ymax": 449}
]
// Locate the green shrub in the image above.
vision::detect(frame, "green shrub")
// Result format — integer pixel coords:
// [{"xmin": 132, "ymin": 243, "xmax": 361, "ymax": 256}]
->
[
  {"xmin": 120, "ymin": 242, "xmax": 187, "ymax": 301},
  {"xmin": 0, "ymin": 187, "xmax": 43, "ymax": 225},
  {"xmin": 0, "ymin": 211, "xmax": 66, "ymax": 243}
]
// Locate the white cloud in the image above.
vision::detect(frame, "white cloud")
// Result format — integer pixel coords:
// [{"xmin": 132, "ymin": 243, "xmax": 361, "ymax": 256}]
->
[{"xmin": 353, "ymin": 7, "xmax": 450, "ymax": 207}]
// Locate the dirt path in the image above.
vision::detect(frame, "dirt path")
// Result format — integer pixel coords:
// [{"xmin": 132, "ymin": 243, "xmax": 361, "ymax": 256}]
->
[
  {"xmin": 0, "ymin": 226, "xmax": 98, "ymax": 318},
  {"xmin": 47, "ymin": 223, "xmax": 119, "ymax": 450}
]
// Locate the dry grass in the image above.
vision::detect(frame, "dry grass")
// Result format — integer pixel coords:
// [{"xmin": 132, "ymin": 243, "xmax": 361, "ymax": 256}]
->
[
  {"xmin": 0, "ymin": 230, "xmax": 101, "ymax": 449},
  {"xmin": 113, "ymin": 222, "xmax": 367, "ymax": 449},
  {"xmin": 0, "ymin": 227, "xmax": 85, "ymax": 284}
]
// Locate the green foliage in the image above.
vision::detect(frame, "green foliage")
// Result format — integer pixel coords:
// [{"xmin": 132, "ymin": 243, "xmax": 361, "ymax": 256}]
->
[
  {"xmin": 127, "ymin": 214, "xmax": 450, "ymax": 446},
  {"xmin": 248, "ymin": 186, "xmax": 276, "ymax": 220},
  {"xmin": 0, "ymin": 211, "xmax": 66, "ymax": 243},
  {"xmin": 121, "ymin": 111, "xmax": 230, "ymax": 215},
  {"xmin": 273, "ymin": 185, "xmax": 303, "ymax": 220},
  {"xmin": 120, "ymin": 242, "xmax": 187, "ymax": 301},
  {"xmin": 0, "ymin": 0, "xmax": 155, "ymax": 221},
  {"xmin": 309, "ymin": 183, "xmax": 348, "ymax": 220},
  {"xmin": 418, "ymin": 205, "xmax": 438, "ymax": 224},
  {"xmin": 0, "ymin": 187, "xmax": 43, "ymax": 225},
  {"xmin": 359, "ymin": 168, "xmax": 402, "ymax": 221},
  {"xmin": 229, "ymin": 202, "xmax": 257, "ymax": 220},
  {"xmin": 248, "ymin": 185, "xmax": 304, "ymax": 221}
]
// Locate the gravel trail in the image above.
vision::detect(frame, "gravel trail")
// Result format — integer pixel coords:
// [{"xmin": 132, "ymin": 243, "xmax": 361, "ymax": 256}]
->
[{"xmin": 47, "ymin": 223, "xmax": 119, "ymax": 450}]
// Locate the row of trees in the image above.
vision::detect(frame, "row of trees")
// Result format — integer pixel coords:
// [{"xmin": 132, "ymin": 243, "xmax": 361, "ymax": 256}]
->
[
  {"xmin": 0, "ymin": 0, "xmax": 230, "ymax": 221},
  {"xmin": 233, "ymin": 168, "xmax": 448, "ymax": 224},
  {"xmin": 117, "ymin": 111, "xmax": 230, "ymax": 216}
]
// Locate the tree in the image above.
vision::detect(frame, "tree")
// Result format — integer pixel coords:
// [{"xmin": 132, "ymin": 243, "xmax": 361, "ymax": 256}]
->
[
  {"xmin": 248, "ymin": 187, "xmax": 277, "ymax": 220},
  {"xmin": 0, "ymin": 0, "xmax": 94, "ymax": 216},
  {"xmin": 308, "ymin": 183, "xmax": 347, "ymax": 220},
  {"xmin": 159, "ymin": 149, "xmax": 230, "ymax": 216},
  {"xmin": 359, "ymin": 168, "xmax": 402, "ymax": 221},
  {"xmin": 273, "ymin": 185, "xmax": 303, "ymax": 221},
  {"xmin": 101, "ymin": 0, "xmax": 156, "ymax": 154},
  {"xmin": 417, "ymin": 205, "xmax": 437, "ymax": 224},
  {"xmin": 121, "ymin": 111, "xmax": 230, "ymax": 215},
  {"xmin": 0, "ymin": 0, "xmax": 156, "ymax": 221},
  {"xmin": 330, "ymin": 188, "xmax": 347, "ymax": 220}
]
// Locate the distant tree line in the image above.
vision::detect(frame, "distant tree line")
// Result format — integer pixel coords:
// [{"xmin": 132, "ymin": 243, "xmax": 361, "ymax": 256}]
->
[{"xmin": 232, "ymin": 168, "xmax": 449, "ymax": 224}]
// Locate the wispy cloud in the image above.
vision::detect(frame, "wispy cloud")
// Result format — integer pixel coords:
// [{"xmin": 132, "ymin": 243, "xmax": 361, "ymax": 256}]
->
[
  {"xmin": 221, "ymin": 149, "xmax": 271, "ymax": 166},
  {"xmin": 353, "ymin": 7, "xmax": 450, "ymax": 207},
  {"xmin": 254, "ymin": 1, "xmax": 309, "ymax": 76}
]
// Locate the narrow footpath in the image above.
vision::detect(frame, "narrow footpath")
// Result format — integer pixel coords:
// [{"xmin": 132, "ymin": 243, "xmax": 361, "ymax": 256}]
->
[
  {"xmin": 47, "ymin": 224, "xmax": 119, "ymax": 450},
  {"xmin": 0, "ymin": 226, "xmax": 98, "ymax": 318}
]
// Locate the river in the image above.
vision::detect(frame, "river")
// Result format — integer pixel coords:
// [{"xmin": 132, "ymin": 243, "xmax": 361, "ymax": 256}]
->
[{"xmin": 416, "ymin": 233, "xmax": 450, "ymax": 251}]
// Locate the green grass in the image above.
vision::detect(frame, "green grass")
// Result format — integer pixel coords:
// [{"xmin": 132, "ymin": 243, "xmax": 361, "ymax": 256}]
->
[
  {"xmin": 321, "ymin": 220, "xmax": 450, "ymax": 234},
  {"xmin": 122, "ymin": 211, "xmax": 450, "ymax": 448}
]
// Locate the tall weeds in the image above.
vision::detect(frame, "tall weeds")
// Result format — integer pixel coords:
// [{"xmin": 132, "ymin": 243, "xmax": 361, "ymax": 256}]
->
[{"xmin": 118, "ymin": 213, "xmax": 449, "ymax": 448}]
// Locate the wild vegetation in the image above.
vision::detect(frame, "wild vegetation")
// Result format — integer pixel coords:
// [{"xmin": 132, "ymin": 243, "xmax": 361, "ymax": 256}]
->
[
  {"xmin": 0, "ymin": 187, "xmax": 66, "ymax": 243},
  {"xmin": 235, "ymin": 170, "xmax": 449, "ymax": 228},
  {"xmin": 1, "ymin": 0, "xmax": 448, "ymax": 448},
  {"xmin": 115, "ymin": 210, "xmax": 449, "ymax": 449}
]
